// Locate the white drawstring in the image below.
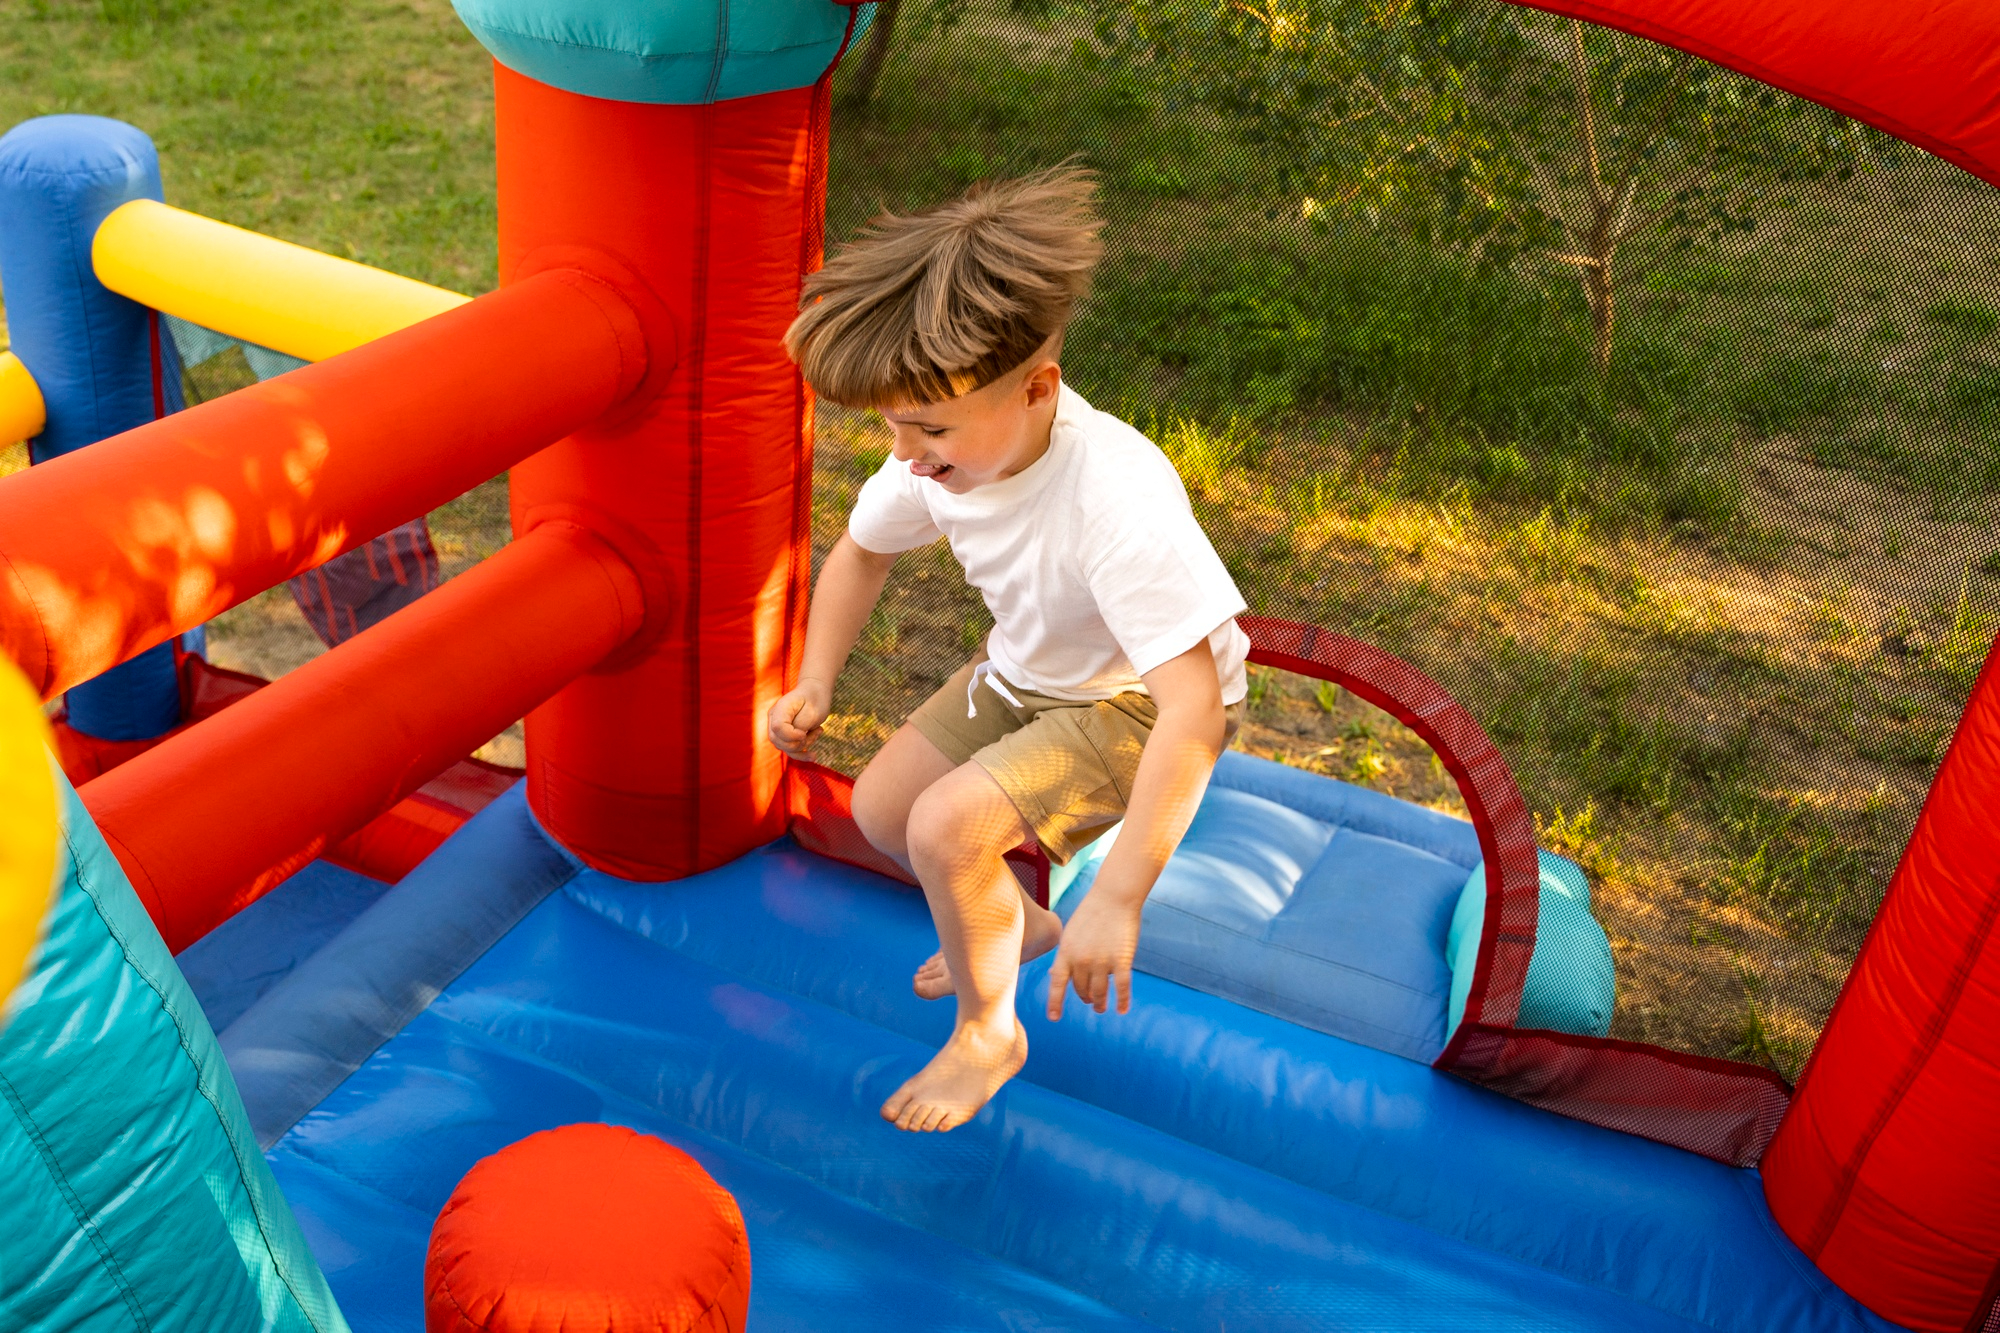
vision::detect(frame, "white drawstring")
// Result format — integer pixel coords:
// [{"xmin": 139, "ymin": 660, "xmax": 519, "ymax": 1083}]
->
[{"xmin": 967, "ymin": 660, "xmax": 1024, "ymax": 718}]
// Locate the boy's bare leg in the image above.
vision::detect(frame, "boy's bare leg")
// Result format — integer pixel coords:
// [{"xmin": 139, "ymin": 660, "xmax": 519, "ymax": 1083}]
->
[
  {"xmin": 850, "ymin": 724, "xmax": 957, "ymax": 870},
  {"xmin": 880, "ymin": 762, "xmax": 1037, "ymax": 1132},
  {"xmin": 909, "ymin": 868, "xmax": 1060, "ymax": 998},
  {"xmin": 853, "ymin": 725, "xmax": 1063, "ymax": 999}
]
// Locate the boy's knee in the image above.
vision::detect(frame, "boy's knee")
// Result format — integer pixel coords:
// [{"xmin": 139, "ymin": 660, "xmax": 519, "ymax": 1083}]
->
[
  {"xmin": 850, "ymin": 764, "xmax": 910, "ymax": 860},
  {"xmin": 906, "ymin": 774, "xmax": 1019, "ymax": 873},
  {"xmin": 903, "ymin": 789, "xmax": 959, "ymax": 873}
]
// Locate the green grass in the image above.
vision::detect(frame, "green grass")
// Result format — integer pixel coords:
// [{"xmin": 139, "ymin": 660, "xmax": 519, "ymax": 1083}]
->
[{"xmin": 0, "ymin": 0, "xmax": 497, "ymax": 292}]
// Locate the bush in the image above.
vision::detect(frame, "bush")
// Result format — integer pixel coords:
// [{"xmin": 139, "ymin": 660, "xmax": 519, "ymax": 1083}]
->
[{"xmin": 1067, "ymin": 231, "xmax": 1733, "ymax": 526}]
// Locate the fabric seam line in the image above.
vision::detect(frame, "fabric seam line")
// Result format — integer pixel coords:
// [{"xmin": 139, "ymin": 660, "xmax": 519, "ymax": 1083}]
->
[{"xmin": 0, "ymin": 1067, "xmax": 152, "ymax": 1332}]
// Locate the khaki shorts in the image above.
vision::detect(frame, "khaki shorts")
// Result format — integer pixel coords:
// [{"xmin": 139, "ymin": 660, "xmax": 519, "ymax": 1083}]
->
[{"xmin": 907, "ymin": 654, "xmax": 1243, "ymax": 864}]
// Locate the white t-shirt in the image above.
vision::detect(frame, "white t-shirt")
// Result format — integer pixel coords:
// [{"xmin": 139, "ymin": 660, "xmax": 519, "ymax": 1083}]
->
[{"xmin": 847, "ymin": 383, "xmax": 1251, "ymax": 705}]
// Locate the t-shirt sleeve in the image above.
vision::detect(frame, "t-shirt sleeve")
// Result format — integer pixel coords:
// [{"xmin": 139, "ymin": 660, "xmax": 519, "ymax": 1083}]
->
[
  {"xmin": 847, "ymin": 454, "xmax": 942, "ymax": 554},
  {"xmin": 1085, "ymin": 503, "xmax": 1248, "ymax": 679}
]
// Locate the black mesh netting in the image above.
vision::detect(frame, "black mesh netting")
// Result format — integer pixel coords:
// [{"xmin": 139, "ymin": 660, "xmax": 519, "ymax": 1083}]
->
[{"xmin": 804, "ymin": 0, "xmax": 2000, "ymax": 1124}]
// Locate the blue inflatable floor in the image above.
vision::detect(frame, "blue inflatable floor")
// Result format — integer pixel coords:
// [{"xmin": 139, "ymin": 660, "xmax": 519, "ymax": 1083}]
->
[
  {"xmin": 178, "ymin": 859, "xmax": 391, "ymax": 1030},
  {"xmin": 239, "ymin": 790, "xmax": 1894, "ymax": 1333}
]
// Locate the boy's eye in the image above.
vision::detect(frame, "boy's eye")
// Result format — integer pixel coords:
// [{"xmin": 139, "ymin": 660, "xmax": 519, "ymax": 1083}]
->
[{"xmin": 920, "ymin": 427, "xmax": 947, "ymax": 438}]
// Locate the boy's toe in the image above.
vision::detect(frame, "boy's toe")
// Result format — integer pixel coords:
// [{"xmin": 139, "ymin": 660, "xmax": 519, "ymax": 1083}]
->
[{"xmin": 912, "ymin": 951, "xmax": 957, "ymax": 1000}]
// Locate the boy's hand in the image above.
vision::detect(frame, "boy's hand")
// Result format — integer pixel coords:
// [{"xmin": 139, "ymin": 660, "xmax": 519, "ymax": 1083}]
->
[
  {"xmin": 1046, "ymin": 888, "xmax": 1143, "ymax": 1019},
  {"xmin": 769, "ymin": 678, "xmax": 833, "ymax": 757}
]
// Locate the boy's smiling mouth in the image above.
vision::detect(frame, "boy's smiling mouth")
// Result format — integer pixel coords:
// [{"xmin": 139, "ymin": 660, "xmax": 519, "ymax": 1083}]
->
[{"xmin": 910, "ymin": 461, "xmax": 955, "ymax": 481}]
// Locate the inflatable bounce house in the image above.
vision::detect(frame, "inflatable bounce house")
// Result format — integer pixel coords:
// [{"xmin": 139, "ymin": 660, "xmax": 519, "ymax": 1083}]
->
[{"xmin": 0, "ymin": 1, "xmax": 1995, "ymax": 1330}]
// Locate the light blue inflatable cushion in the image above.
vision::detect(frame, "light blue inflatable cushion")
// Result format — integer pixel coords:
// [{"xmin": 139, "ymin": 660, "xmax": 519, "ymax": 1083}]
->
[
  {"xmin": 0, "ymin": 768, "xmax": 348, "ymax": 1333},
  {"xmin": 1056, "ymin": 750, "xmax": 1482, "ymax": 1064},
  {"xmin": 1446, "ymin": 851, "xmax": 1616, "ymax": 1039},
  {"xmin": 452, "ymin": 0, "xmax": 867, "ymax": 105}
]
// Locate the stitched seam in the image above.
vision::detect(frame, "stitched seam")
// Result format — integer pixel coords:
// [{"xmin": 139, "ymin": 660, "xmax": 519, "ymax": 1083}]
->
[
  {"xmin": 682, "ymin": 102, "xmax": 715, "ymax": 857},
  {"xmin": 260, "ymin": 859, "xmax": 584, "ymax": 1148},
  {"xmin": 702, "ymin": 1, "xmax": 729, "ymax": 104},
  {"xmin": 1144, "ymin": 897, "xmax": 1443, "ymax": 999},
  {"xmin": 544, "ymin": 268, "xmax": 640, "ymax": 399},
  {"xmin": 424, "ymin": 1092, "xmax": 748, "ymax": 1333},
  {"xmin": 66, "ymin": 192, "xmax": 110, "ymax": 448},
  {"xmin": 0, "ymin": 1068, "xmax": 151, "ymax": 1331},
  {"xmin": 1964, "ymin": 1256, "xmax": 2000, "ymax": 1333},
  {"xmin": 1804, "ymin": 869, "xmax": 2000, "ymax": 1254},
  {"xmin": 1125, "ymin": 957, "xmax": 1429, "ymax": 1047},
  {"xmin": 1733, "ymin": 1170, "xmax": 1882, "ymax": 1333},
  {"xmin": 58, "ymin": 815, "xmax": 338, "ymax": 1333},
  {"xmin": 779, "ymin": 10, "xmax": 848, "ymax": 725},
  {"xmin": 472, "ymin": 21, "xmax": 840, "ymax": 64}
]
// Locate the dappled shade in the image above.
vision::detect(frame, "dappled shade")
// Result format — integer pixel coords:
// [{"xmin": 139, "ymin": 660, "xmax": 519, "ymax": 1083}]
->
[
  {"xmin": 82, "ymin": 519, "xmax": 644, "ymax": 953},
  {"xmin": 0, "ymin": 267, "xmax": 645, "ymax": 701}
]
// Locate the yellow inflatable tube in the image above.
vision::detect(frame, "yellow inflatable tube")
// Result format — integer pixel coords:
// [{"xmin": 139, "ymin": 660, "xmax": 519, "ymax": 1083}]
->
[
  {"xmin": 0, "ymin": 655, "xmax": 58, "ymax": 1020},
  {"xmin": 0, "ymin": 351, "xmax": 47, "ymax": 447},
  {"xmin": 92, "ymin": 199, "xmax": 469, "ymax": 364}
]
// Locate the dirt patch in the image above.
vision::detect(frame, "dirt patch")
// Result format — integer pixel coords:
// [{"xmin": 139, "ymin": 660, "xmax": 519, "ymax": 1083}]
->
[{"xmin": 807, "ymin": 399, "xmax": 1995, "ymax": 1078}]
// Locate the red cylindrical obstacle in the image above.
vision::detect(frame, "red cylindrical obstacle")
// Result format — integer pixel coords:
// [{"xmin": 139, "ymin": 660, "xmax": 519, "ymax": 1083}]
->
[
  {"xmin": 0, "ymin": 266, "xmax": 649, "ymax": 702},
  {"xmin": 496, "ymin": 62, "xmax": 828, "ymax": 879},
  {"xmin": 426, "ymin": 1123, "xmax": 750, "ymax": 1333},
  {"xmin": 82, "ymin": 519, "xmax": 646, "ymax": 952},
  {"xmin": 1761, "ymin": 634, "xmax": 2000, "ymax": 1333}
]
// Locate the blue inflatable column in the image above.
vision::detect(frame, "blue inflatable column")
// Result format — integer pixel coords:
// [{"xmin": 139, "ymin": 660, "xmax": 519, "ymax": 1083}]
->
[{"xmin": 0, "ymin": 116, "xmax": 186, "ymax": 741}]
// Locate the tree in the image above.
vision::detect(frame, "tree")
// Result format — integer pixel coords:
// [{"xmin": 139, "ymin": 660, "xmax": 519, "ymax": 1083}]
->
[
  {"xmin": 1091, "ymin": 0, "xmax": 1878, "ymax": 371},
  {"xmin": 840, "ymin": 0, "xmax": 905, "ymax": 110},
  {"xmin": 840, "ymin": 0, "xmax": 1059, "ymax": 111}
]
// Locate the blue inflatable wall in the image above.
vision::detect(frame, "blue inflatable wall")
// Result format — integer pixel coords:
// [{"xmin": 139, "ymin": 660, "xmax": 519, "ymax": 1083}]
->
[{"xmin": 0, "ymin": 116, "xmax": 186, "ymax": 741}]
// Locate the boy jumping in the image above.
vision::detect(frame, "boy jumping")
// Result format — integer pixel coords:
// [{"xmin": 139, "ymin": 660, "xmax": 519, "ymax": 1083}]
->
[{"xmin": 769, "ymin": 166, "xmax": 1250, "ymax": 1133}]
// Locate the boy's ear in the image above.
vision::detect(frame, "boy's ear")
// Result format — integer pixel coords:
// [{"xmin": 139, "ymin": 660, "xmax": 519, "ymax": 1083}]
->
[{"xmin": 1022, "ymin": 358, "xmax": 1062, "ymax": 406}]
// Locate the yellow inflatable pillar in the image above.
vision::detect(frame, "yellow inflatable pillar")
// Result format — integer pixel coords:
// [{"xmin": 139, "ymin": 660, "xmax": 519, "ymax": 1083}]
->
[
  {"xmin": 0, "ymin": 350, "xmax": 47, "ymax": 447},
  {"xmin": 0, "ymin": 656, "xmax": 58, "ymax": 1019},
  {"xmin": 92, "ymin": 199, "xmax": 469, "ymax": 363}
]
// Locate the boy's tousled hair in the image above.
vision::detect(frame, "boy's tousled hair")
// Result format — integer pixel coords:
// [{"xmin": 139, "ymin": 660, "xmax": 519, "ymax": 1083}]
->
[{"xmin": 786, "ymin": 163, "xmax": 1103, "ymax": 408}]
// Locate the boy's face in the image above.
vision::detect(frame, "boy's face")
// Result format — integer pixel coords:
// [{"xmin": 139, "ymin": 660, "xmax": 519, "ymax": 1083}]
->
[{"xmin": 879, "ymin": 358, "xmax": 1062, "ymax": 495}]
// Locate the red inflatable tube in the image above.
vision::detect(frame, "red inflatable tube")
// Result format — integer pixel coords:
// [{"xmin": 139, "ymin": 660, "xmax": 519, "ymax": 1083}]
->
[
  {"xmin": 81, "ymin": 519, "xmax": 646, "ymax": 953},
  {"xmin": 1762, "ymin": 634, "xmax": 2000, "ymax": 1333},
  {"xmin": 497, "ymin": 63, "xmax": 833, "ymax": 879},
  {"xmin": 52, "ymin": 652, "xmax": 524, "ymax": 888},
  {"xmin": 0, "ymin": 266, "xmax": 648, "ymax": 703}
]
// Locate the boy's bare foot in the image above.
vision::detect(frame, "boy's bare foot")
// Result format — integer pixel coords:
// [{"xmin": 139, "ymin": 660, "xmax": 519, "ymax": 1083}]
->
[
  {"xmin": 881, "ymin": 1019, "xmax": 1029, "ymax": 1132},
  {"xmin": 913, "ymin": 902, "xmax": 1064, "ymax": 1000}
]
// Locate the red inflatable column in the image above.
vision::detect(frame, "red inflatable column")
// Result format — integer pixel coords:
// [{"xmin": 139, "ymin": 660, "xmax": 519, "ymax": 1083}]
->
[
  {"xmin": 496, "ymin": 63, "xmax": 828, "ymax": 878},
  {"xmin": 1762, "ymin": 634, "xmax": 2000, "ymax": 1333}
]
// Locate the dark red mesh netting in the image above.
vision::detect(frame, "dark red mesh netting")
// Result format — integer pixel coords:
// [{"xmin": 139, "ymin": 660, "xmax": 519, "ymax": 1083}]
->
[{"xmin": 289, "ymin": 519, "xmax": 442, "ymax": 647}]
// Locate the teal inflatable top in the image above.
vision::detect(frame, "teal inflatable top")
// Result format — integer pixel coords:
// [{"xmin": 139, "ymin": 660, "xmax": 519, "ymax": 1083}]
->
[{"xmin": 451, "ymin": 0, "xmax": 867, "ymax": 105}]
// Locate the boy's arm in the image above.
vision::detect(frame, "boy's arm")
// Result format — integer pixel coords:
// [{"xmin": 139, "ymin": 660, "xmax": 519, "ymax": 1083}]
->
[
  {"xmin": 1047, "ymin": 638, "xmax": 1227, "ymax": 1019},
  {"xmin": 769, "ymin": 533, "xmax": 899, "ymax": 757}
]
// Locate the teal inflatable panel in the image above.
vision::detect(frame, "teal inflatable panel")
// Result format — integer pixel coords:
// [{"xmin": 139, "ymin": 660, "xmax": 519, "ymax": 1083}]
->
[
  {"xmin": 1446, "ymin": 850, "xmax": 1617, "ymax": 1039},
  {"xmin": 0, "ymin": 769, "xmax": 348, "ymax": 1333},
  {"xmin": 452, "ymin": 0, "xmax": 864, "ymax": 105}
]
